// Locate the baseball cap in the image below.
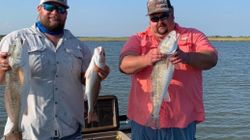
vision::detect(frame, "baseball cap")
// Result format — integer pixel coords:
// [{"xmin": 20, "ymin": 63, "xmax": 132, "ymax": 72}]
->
[
  {"xmin": 40, "ymin": 0, "xmax": 69, "ymax": 9},
  {"xmin": 147, "ymin": 0, "xmax": 172, "ymax": 15}
]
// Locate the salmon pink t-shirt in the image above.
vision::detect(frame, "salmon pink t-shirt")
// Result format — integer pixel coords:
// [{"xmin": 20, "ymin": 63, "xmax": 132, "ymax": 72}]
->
[{"xmin": 120, "ymin": 24, "xmax": 217, "ymax": 128}]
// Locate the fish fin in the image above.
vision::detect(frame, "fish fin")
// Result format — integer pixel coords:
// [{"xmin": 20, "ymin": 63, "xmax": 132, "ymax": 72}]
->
[{"xmin": 163, "ymin": 93, "xmax": 171, "ymax": 102}]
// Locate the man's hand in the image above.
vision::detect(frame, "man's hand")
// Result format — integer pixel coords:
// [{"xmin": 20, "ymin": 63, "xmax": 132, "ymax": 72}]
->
[
  {"xmin": 170, "ymin": 48, "xmax": 218, "ymax": 70},
  {"xmin": 144, "ymin": 48, "xmax": 164, "ymax": 66},
  {"xmin": 0, "ymin": 52, "xmax": 11, "ymax": 71},
  {"xmin": 97, "ymin": 65, "xmax": 110, "ymax": 80},
  {"xmin": 169, "ymin": 48, "xmax": 190, "ymax": 65}
]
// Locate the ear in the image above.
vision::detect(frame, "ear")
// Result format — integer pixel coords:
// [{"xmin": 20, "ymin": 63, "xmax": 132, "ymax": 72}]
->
[
  {"xmin": 37, "ymin": 5, "xmax": 42, "ymax": 13},
  {"xmin": 169, "ymin": 8, "xmax": 175, "ymax": 20}
]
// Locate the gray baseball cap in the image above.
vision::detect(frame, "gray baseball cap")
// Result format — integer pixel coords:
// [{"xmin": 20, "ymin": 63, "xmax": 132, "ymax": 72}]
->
[
  {"xmin": 40, "ymin": 0, "xmax": 69, "ymax": 9},
  {"xmin": 147, "ymin": 0, "xmax": 172, "ymax": 15}
]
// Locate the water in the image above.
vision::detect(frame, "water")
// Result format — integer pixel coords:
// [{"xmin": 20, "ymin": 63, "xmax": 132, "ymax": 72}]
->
[
  {"xmin": 198, "ymin": 41, "xmax": 250, "ymax": 140},
  {"xmin": 0, "ymin": 41, "xmax": 250, "ymax": 139}
]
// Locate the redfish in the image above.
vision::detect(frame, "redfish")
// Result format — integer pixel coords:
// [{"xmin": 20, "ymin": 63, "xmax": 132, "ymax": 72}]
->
[
  {"xmin": 147, "ymin": 30, "xmax": 178, "ymax": 128},
  {"xmin": 85, "ymin": 46, "xmax": 106, "ymax": 123},
  {"xmin": 4, "ymin": 38, "xmax": 29, "ymax": 139}
]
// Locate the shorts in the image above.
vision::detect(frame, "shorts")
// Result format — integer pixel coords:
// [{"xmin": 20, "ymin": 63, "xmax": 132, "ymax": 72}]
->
[{"xmin": 130, "ymin": 121, "xmax": 196, "ymax": 140}]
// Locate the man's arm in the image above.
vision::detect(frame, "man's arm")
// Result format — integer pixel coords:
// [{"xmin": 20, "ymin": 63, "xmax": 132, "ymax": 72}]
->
[
  {"xmin": 120, "ymin": 48, "xmax": 164, "ymax": 74},
  {"xmin": 0, "ymin": 71, "xmax": 6, "ymax": 84},
  {"xmin": 170, "ymin": 49, "xmax": 218, "ymax": 70},
  {"xmin": 170, "ymin": 31, "xmax": 218, "ymax": 70},
  {"xmin": 120, "ymin": 55, "xmax": 148, "ymax": 74},
  {"xmin": 188, "ymin": 50, "xmax": 218, "ymax": 70}
]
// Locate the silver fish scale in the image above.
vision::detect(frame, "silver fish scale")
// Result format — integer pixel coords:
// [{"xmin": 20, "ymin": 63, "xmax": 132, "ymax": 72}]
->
[
  {"xmin": 151, "ymin": 59, "xmax": 170, "ymax": 118},
  {"xmin": 85, "ymin": 46, "xmax": 106, "ymax": 124},
  {"xmin": 148, "ymin": 30, "xmax": 178, "ymax": 128},
  {"xmin": 4, "ymin": 38, "xmax": 27, "ymax": 133},
  {"xmin": 5, "ymin": 68, "xmax": 22, "ymax": 131}
]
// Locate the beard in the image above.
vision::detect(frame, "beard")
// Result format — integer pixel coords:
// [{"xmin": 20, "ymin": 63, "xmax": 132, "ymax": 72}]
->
[
  {"xmin": 39, "ymin": 15, "xmax": 66, "ymax": 32},
  {"xmin": 151, "ymin": 24, "xmax": 169, "ymax": 39},
  {"xmin": 150, "ymin": 17, "xmax": 175, "ymax": 39}
]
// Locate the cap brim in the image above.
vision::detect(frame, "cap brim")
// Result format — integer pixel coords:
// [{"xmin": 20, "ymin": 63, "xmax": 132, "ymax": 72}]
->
[
  {"xmin": 42, "ymin": 1, "xmax": 69, "ymax": 9},
  {"xmin": 147, "ymin": 8, "xmax": 170, "ymax": 16}
]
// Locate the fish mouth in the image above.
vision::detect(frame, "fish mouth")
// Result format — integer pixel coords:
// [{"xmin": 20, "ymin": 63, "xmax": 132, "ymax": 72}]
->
[{"xmin": 159, "ymin": 30, "xmax": 179, "ymax": 55}]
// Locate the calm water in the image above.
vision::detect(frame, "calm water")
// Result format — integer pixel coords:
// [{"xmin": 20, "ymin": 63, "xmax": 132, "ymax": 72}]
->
[{"xmin": 0, "ymin": 41, "xmax": 249, "ymax": 139}]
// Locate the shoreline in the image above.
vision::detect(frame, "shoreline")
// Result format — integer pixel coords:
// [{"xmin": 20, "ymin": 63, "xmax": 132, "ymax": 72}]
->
[
  {"xmin": 1, "ymin": 36, "xmax": 250, "ymax": 42},
  {"xmin": 208, "ymin": 37, "xmax": 250, "ymax": 42},
  {"xmin": 79, "ymin": 37, "xmax": 250, "ymax": 42},
  {"xmin": 78, "ymin": 37, "xmax": 128, "ymax": 42},
  {"xmin": 78, "ymin": 37, "xmax": 250, "ymax": 42}
]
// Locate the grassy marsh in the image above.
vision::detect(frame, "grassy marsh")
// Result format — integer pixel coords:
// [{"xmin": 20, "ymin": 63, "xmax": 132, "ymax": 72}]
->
[{"xmin": 1, "ymin": 35, "xmax": 250, "ymax": 42}]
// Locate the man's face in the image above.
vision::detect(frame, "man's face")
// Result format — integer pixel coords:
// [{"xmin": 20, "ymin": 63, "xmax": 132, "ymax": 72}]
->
[
  {"xmin": 37, "ymin": 2, "xmax": 67, "ymax": 32},
  {"xmin": 149, "ymin": 11, "xmax": 175, "ymax": 39}
]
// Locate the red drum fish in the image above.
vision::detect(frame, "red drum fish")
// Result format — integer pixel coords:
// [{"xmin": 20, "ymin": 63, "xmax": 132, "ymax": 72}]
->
[
  {"xmin": 4, "ymin": 38, "xmax": 29, "ymax": 139},
  {"xmin": 147, "ymin": 30, "xmax": 178, "ymax": 128},
  {"xmin": 85, "ymin": 46, "xmax": 106, "ymax": 123}
]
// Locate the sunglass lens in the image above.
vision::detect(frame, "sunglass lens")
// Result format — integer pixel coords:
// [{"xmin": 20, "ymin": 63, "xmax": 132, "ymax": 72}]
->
[
  {"xmin": 43, "ymin": 4, "xmax": 55, "ymax": 12},
  {"xmin": 150, "ymin": 13, "xmax": 169, "ymax": 22},
  {"xmin": 43, "ymin": 3, "xmax": 66, "ymax": 14},
  {"xmin": 150, "ymin": 17, "xmax": 158, "ymax": 22},
  {"xmin": 57, "ymin": 6, "xmax": 66, "ymax": 14}
]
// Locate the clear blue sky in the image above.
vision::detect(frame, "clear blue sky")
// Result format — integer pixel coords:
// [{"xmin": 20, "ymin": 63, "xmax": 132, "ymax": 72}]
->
[{"xmin": 1, "ymin": 0, "xmax": 250, "ymax": 37}]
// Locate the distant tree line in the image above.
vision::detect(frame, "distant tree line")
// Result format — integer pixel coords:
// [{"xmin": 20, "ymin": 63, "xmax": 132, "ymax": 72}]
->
[
  {"xmin": 209, "ymin": 35, "xmax": 233, "ymax": 38},
  {"xmin": 209, "ymin": 35, "xmax": 250, "ymax": 38}
]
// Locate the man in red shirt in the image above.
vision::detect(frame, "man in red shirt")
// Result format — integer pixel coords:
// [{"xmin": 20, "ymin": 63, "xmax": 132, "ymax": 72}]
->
[{"xmin": 119, "ymin": 0, "xmax": 218, "ymax": 139}]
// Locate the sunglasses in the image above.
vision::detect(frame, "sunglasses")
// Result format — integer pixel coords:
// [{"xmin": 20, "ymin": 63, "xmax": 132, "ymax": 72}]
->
[
  {"xmin": 42, "ymin": 3, "xmax": 67, "ymax": 14},
  {"xmin": 150, "ymin": 13, "xmax": 169, "ymax": 22}
]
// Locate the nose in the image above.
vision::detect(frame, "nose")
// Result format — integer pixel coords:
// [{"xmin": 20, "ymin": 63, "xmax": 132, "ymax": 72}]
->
[
  {"xmin": 157, "ymin": 19, "xmax": 165, "ymax": 24},
  {"xmin": 50, "ymin": 9, "xmax": 60, "ymax": 14}
]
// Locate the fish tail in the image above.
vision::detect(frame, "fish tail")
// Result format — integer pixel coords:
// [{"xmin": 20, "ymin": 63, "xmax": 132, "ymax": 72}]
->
[
  {"xmin": 145, "ymin": 115, "xmax": 161, "ymax": 129},
  {"xmin": 87, "ymin": 111, "xmax": 99, "ymax": 124}
]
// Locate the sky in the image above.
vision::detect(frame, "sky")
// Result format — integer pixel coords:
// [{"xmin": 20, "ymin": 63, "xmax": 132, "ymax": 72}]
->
[{"xmin": 0, "ymin": 0, "xmax": 250, "ymax": 37}]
